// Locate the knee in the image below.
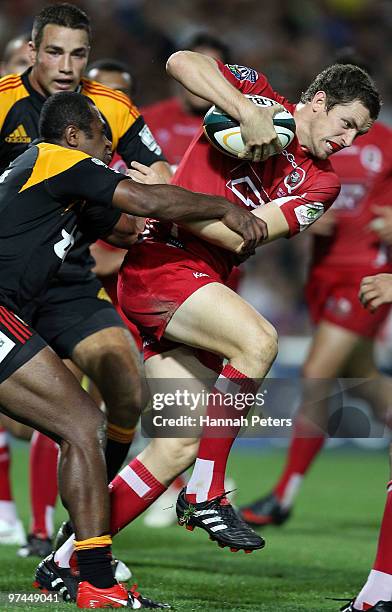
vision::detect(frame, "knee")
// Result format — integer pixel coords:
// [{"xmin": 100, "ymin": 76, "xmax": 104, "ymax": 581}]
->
[{"xmin": 245, "ymin": 320, "xmax": 278, "ymax": 367}]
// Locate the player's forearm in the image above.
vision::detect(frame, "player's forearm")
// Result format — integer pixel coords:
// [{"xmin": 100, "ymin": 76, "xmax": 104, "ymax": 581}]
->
[
  {"xmin": 181, "ymin": 203, "xmax": 290, "ymax": 253},
  {"xmin": 113, "ymin": 179, "xmax": 236, "ymax": 222},
  {"xmin": 166, "ymin": 51, "xmax": 250, "ymax": 122}
]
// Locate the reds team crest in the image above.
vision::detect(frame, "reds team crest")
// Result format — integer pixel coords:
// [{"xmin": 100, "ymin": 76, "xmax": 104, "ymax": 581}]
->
[{"xmin": 284, "ymin": 167, "xmax": 306, "ymax": 194}]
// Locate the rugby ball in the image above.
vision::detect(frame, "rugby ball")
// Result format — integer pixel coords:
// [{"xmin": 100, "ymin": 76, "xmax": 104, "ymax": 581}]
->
[{"xmin": 203, "ymin": 95, "xmax": 296, "ymax": 159}]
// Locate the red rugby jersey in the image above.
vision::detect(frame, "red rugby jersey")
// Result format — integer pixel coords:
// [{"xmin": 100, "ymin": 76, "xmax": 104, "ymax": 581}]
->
[
  {"xmin": 311, "ymin": 122, "xmax": 392, "ymax": 270},
  {"xmin": 146, "ymin": 61, "xmax": 340, "ymax": 279}
]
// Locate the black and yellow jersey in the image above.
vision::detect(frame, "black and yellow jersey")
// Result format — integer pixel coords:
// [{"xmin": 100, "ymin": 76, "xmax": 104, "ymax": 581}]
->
[
  {"xmin": 0, "ymin": 142, "xmax": 125, "ymax": 315},
  {"xmin": 0, "ymin": 69, "xmax": 165, "ymax": 281},
  {"xmin": 0, "ymin": 69, "xmax": 164, "ymax": 173}
]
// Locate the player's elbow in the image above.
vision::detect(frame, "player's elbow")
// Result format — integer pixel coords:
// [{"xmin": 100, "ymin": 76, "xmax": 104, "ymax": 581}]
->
[{"xmin": 166, "ymin": 51, "xmax": 188, "ymax": 78}]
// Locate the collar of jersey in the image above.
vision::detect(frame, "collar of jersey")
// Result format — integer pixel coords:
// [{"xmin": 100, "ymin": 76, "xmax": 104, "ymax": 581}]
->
[{"xmin": 21, "ymin": 68, "xmax": 82, "ymax": 112}]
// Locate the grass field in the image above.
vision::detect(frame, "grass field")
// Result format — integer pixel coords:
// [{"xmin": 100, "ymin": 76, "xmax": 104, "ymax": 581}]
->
[{"xmin": 0, "ymin": 443, "xmax": 389, "ymax": 611}]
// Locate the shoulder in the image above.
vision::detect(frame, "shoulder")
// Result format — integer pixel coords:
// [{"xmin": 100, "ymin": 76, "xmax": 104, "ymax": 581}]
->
[
  {"xmin": 81, "ymin": 78, "xmax": 138, "ymax": 116},
  {"xmin": 0, "ymin": 74, "xmax": 28, "ymax": 105}
]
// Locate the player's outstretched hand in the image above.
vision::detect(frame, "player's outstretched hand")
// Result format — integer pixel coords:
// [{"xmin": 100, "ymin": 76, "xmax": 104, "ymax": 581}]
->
[
  {"xmin": 359, "ymin": 273, "xmax": 392, "ymax": 312},
  {"xmin": 238, "ymin": 103, "xmax": 283, "ymax": 163},
  {"xmin": 221, "ymin": 207, "xmax": 268, "ymax": 254},
  {"xmin": 127, "ymin": 161, "xmax": 166, "ymax": 185}
]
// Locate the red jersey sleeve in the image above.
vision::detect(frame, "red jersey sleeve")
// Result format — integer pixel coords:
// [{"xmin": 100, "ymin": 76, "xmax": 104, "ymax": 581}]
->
[
  {"xmin": 276, "ymin": 171, "xmax": 340, "ymax": 237},
  {"xmin": 217, "ymin": 60, "xmax": 289, "ymax": 107}
]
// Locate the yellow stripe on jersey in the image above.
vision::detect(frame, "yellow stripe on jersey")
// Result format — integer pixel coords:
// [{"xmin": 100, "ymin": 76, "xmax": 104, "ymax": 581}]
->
[
  {"xmin": 19, "ymin": 142, "xmax": 90, "ymax": 192},
  {"xmin": 81, "ymin": 78, "xmax": 140, "ymax": 152},
  {"xmin": 0, "ymin": 75, "xmax": 30, "ymax": 129}
]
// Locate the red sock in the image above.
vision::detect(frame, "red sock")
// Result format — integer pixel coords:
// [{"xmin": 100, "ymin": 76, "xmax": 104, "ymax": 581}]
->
[
  {"xmin": 274, "ymin": 420, "xmax": 326, "ymax": 507},
  {"xmin": 186, "ymin": 364, "xmax": 256, "ymax": 503},
  {"xmin": 109, "ymin": 458, "xmax": 166, "ymax": 534},
  {"xmin": 374, "ymin": 480, "xmax": 392, "ymax": 573},
  {"xmin": 0, "ymin": 426, "xmax": 12, "ymax": 502},
  {"xmin": 30, "ymin": 432, "xmax": 59, "ymax": 538}
]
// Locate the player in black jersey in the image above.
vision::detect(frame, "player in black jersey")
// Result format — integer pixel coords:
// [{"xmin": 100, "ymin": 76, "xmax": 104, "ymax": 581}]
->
[
  {"xmin": 0, "ymin": 91, "xmax": 264, "ymax": 608},
  {"xmin": 0, "ymin": 2, "xmax": 172, "ymax": 556}
]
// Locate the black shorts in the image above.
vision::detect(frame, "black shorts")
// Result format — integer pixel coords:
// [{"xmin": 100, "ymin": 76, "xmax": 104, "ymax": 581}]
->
[
  {"xmin": 31, "ymin": 277, "xmax": 126, "ymax": 359},
  {"xmin": 0, "ymin": 305, "xmax": 47, "ymax": 384}
]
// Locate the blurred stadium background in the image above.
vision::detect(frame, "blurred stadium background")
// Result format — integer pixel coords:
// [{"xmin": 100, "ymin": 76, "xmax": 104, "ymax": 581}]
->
[{"xmin": 1, "ymin": 3, "xmax": 392, "ymax": 609}]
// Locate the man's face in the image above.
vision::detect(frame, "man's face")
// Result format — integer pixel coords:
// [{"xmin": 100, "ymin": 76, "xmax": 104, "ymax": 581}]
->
[
  {"xmin": 2, "ymin": 40, "xmax": 32, "ymax": 76},
  {"xmin": 304, "ymin": 92, "xmax": 374, "ymax": 159},
  {"xmin": 30, "ymin": 25, "xmax": 90, "ymax": 96},
  {"xmin": 77, "ymin": 107, "xmax": 112, "ymax": 165},
  {"xmin": 87, "ymin": 68, "xmax": 132, "ymax": 96}
]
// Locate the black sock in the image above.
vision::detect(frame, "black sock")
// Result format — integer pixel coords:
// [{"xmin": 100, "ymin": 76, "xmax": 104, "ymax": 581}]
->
[
  {"xmin": 105, "ymin": 439, "xmax": 132, "ymax": 482},
  {"xmin": 76, "ymin": 546, "xmax": 116, "ymax": 589}
]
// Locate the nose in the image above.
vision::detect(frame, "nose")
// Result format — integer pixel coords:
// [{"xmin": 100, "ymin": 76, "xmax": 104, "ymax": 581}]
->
[
  {"xmin": 342, "ymin": 129, "xmax": 356, "ymax": 148},
  {"xmin": 59, "ymin": 54, "xmax": 73, "ymax": 74},
  {"xmin": 104, "ymin": 134, "xmax": 112, "ymax": 148}
]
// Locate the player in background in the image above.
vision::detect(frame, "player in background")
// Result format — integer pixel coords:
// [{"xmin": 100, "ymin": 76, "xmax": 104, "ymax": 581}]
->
[
  {"xmin": 240, "ymin": 54, "xmax": 392, "ymax": 533},
  {"xmin": 0, "ymin": 33, "xmax": 32, "ymax": 76},
  {"xmin": 339, "ymin": 274, "xmax": 392, "ymax": 611},
  {"xmin": 49, "ymin": 54, "xmax": 380, "ymax": 597},
  {"xmin": 0, "ymin": 3, "xmax": 171, "ymax": 560}
]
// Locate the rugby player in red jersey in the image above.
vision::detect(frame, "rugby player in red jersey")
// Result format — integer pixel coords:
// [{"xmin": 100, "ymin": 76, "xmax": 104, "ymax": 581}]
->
[
  {"xmin": 51, "ymin": 52, "xmax": 379, "ymax": 583},
  {"xmin": 241, "ymin": 122, "xmax": 392, "ymax": 527},
  {"xmin": 330, "ymin": 193, "xmax": 392, "ymax": 612}
]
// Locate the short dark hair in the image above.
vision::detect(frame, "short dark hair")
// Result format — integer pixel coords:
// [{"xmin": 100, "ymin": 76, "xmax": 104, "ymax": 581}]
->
[
  {"xmin": 39, "ymin": 91, "xmax": 95, "ymax": 142},
  {"xmin": 180, "ymin": 32, "xmax": 232, "ymax": 64},
  {"xmin": 301, "ymin": 63, "xmax": 381, "ymax": 121},
  {"xmin": 32, "ymin": 3, "xmax": 91, "ymax": 49}
]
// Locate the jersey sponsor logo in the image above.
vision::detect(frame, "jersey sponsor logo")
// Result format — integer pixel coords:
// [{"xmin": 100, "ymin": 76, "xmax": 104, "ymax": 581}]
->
[
  {"xmin": 193, "ymin": 272, "xmax": 210, "ymax": 279},
  {"xmin": 227, "ymin": 175, "xmax": 265, "ymax": 208},
  {"xmin": 227, "ymin": 64, "xmax": 258, "ymax": 83},
  {"xmin": 54, "ymin": 227, "xmax": 76, "ymax": 261},
  {"xmin": 294, "ymin": 201, "xmax": 324, "ymax": 230},
  {"xmin": 90, "ymin": 158, "xmax": 120, "ymax": 173},
  {"xmin": 360, "ymin": 145, "xmax": 382, "ymax": 172},
  {"xmin": 284, "ymin": 167, "xmax": 306, "ymax": 194},
  {"xmin": 138, "ymin": 125, "xmax": 162, "ymax": 156},
  {"xmin": 0, "ymin": 331, "xmax": 16, "ymax": 363},
  {"xmin": 5, "ymin": 124, "xmax": 31, "ymax": 144}
]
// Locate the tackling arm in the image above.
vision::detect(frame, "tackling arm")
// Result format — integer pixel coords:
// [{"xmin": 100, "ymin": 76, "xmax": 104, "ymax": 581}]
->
[{"xmin": 111, "ymin": 178, "xmax": 268, "ymax": 252}]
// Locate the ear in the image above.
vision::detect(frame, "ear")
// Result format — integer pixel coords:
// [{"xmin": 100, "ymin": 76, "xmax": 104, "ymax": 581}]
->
[
  {"xmin": 29, "ymin": 41, "xmax": 37, "ymax": 65},
  {"xmin": 64, "ymin": 124, "xmax": 80, "ymax": 148},
  {"xmin": 311, "ymin": 90, "xmax": 327, "ymax": 113}
]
